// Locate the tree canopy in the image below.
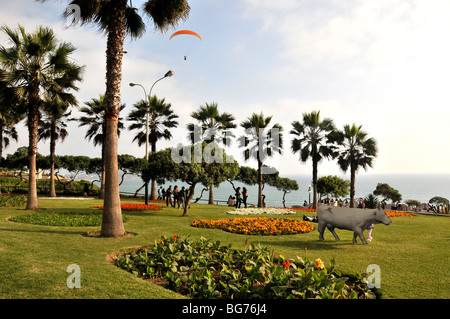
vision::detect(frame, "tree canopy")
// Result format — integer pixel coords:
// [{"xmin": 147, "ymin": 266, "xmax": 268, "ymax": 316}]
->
[
  {"xmin": 145, "ymin": 143, "xmax": 239, "ymax": 216},
  {"xmin": 373, "ymin": 183, "xmax": 402, "ymax": 203}
]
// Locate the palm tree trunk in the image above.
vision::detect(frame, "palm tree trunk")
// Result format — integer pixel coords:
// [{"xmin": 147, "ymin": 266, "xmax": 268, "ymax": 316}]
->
[
  {"xmin": 0, "ymin": 121, "xmax": 3, "ymax": 194},
  {"xmin": 100, "ymin": 139, "xmax": 105, "ymax": 199},
  {"xmin": 26, "ymin": 87, "xmax": 40, "ymax": 210},
  {"xmin": 312, "ymin": 157, "xmax": 318, "ymax": 209},
  {"xmin": 150, "ymin": 141, "xmax": 156, "ymax": 200},
  {"xmin": 257, "ymin": 159, "xmax": 263, "ymax": 207},
  {"xmin": 100, "ymin": 0, "xmax": 127, "ymax": 237},
  {"xmin": 49, "ymin": 120, "xmax": 57, "ymax": 197},
  {"xmin": 350, "ymin": 163, "xmax": 356, "ymax": 208}
]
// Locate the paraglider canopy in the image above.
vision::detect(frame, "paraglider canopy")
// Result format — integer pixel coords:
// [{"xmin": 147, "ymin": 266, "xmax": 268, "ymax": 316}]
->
[{"xmin": 170, "ymin": 30, "xmax": 202, "ymax": 41}]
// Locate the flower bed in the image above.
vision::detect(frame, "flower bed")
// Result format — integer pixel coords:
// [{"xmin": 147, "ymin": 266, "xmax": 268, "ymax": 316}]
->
[
  {"xmin": 386, "ymin": 210, "xmax": 416, "ymax": 218},
  {"xmin": 191, "ymin": 217, "xmax": 315, "ymax": 235},
  {"xmin": 227, "ymin": 207, "xmax": 297, "ymax": 215},
  {"xmin": 113, "ymin": 235, "xmax": 377, "ymax": 299},
  {"xmin": 93, "ymin": 203, "xmax": 163, "ymax": 211},
  {"xmin": 227, "ymin": 207, "xmax": 317, "ymax": 216}
]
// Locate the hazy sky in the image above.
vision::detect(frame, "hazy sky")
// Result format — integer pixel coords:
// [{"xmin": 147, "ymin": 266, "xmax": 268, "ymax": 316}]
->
[{"xmin": 1, "ymin": 0, "xmax": 450, "ymax": 177}]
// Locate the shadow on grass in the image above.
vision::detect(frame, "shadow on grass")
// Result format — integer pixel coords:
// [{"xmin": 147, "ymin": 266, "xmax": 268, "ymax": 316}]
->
[
  {"xmin": 0, "ymin": 227, "xmax": 87, "ymax": 236},
  {"xmin": 257, "ymin": 238, "xmax": 357, "ymax": 251}
]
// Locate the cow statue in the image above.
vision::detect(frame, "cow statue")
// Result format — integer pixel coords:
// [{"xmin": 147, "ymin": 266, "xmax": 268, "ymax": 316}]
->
[{"xmin": 317, "ymin": 203, "xmax": 392, "ymax": 245}]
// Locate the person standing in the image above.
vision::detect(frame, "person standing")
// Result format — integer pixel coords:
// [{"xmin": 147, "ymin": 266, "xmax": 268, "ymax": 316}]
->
[
  {"xmin": 166, "ymin": 186, "xmax": 173, "ymax": 207},
  {"xmin": 235, "ymin": 187, "xmax": 242, "ymax": 209},
  {"xmin": 157, "ymin": 187, "xmax": 163, "ymax": 200},
  {"xmin": 242, "ymin": 187, "xmax": 248, "ymax": 208},
  {"xmin": 173, "ymin": 186, "xmax": 179, "ymax": 208}
]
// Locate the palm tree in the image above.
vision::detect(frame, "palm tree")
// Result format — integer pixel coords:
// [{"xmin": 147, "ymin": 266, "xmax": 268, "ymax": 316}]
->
[
  {"xmin": 38, "ymin": 94, "xmax": 77, "ymax": 197},
  {"xmin": 127, "ymin": 95, "xmax": 179, "ymax": 200},
  {"xmin": 43, "ymin": 0, "xmax": 190, "ymax": 237},
  {"xmin": 73, "ymin": 94, "xmax": 125, "ymax": 198},
  {"xmin": 290, "ymin": 111, "xmax": 337, "ymax": 209},
  {"xmin": 0, "ymin": 77, "xmax": 22, "ymax": 166},
  {"xmin": 336, "ymin": 123, "xmax": 378, "ymax": 208},
  {"xmin": 187, "ymin": 102, "xmax": 236, "ymax": 204},
  {"xmin": 0, "ymin": 25, "xmax": 83, "ymax": 210},
  {"xmin": 240, "ymin": 112, "xmax": 283, "ymax": 207}
]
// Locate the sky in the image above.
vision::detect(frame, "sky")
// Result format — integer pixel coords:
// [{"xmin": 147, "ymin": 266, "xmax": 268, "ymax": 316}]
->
[{"xmin": 1, "ymin": 0, "xmax": 450, "ymax": 178}]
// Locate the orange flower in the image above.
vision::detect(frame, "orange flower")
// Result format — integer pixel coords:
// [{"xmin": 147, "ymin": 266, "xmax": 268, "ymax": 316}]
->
[
  {"xmin": 282, "ymin": 260, "xmax": 291, "ymax": 269},
  {"xmin": 191, "ymin": 217, "xmax": 315, "ymax": 236},
  {"xmin": 315, "ymin": 258, "xmax": 324, "ymax": 270}
]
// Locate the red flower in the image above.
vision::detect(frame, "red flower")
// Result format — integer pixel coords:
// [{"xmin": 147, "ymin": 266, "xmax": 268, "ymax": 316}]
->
[
  {"xmin": 173, "ymin": 235, "xmax": 178, "ymax": 240},
  {"xmin": 282, "ymin": 260, "xmax": 291, "ymax": 269}
]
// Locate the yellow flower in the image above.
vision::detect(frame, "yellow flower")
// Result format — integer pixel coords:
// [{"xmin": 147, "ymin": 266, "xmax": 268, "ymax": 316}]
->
[{"xmin": 315, "ymin": 258, "xmax": 324, "ymax": 270}]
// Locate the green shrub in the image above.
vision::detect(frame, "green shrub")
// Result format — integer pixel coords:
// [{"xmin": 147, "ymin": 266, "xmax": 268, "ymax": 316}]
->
[
  {"xmin": 9, "ymin": 211, "xmax": 127, "ymax": 227},
  {"xmin": 114, "ymin": 235, "xmax": 377, "ymax": 299},
  {"xmin": 0, "ymin": 194, "xmax": 27, "ymax": 207}
]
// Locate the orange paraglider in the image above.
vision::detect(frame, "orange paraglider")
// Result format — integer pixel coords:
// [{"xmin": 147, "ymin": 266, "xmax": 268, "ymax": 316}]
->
[
  {"xmin": 169, "ymin": 30, "xmax": 202, "ymax": 41},
  {"xmin": 170, "ymin": 30, "xmax": 202, "ymax": 60}
]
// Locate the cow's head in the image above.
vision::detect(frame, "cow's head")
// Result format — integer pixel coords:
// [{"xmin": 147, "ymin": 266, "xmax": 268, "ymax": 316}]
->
[{"xmin": 374, "ymin": 203, "xmax": 392, "ymax": 225}]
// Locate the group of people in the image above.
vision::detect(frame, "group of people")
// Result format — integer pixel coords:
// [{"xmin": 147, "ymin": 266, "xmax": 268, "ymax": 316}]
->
[
  {"xmin": 227, "ymin": 187, "xmax": 248, "ymax": 208},
  {"xmin": 158, "ymin": 185, "xmax": 191, "ymax": 209}
]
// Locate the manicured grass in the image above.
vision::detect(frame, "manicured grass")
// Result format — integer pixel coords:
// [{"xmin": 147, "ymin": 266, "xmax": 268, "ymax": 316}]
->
[{"xmin": 0, "ymin": 197, "xmax": 448, "ymax": 299}]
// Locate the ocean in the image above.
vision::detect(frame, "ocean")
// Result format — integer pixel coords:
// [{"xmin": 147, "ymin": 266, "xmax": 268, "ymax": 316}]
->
[{"xmin": 115, "ymin": 173, "xmax": 450, "ymax": 207}]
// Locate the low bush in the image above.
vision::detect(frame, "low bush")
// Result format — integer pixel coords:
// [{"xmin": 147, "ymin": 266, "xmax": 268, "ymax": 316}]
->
[
  {"xmin": 9, "ymin": 211, "xmax": 127, "ymax": 226},
  {"xmin": 0, "ymin": 194, "xmax": 27, "ymax": 207},
  {"xmin": 114, "ymin": 235, "xmax": 377, "ymax": 299}
]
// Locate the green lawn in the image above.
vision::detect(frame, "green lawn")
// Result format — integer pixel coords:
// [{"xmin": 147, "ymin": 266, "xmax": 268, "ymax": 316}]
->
[{"xmin": 0, "ymin": 197, "xmax": 448, "ymax": 299}]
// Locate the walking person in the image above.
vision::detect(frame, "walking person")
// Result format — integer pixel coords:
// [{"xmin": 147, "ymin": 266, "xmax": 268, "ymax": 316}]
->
[
  {"xmin": 242, "ymin": 187, "xmax": 248, "ymax": 208},
  {"xmin": 173, "ymin": 186, "xmax": 179, "ymax": 208},
  {"xmin": 235, "ymin": 187, "xmax": 242, "ymax": 209},
  {"xmin": 166, "ymin": 186, "xmax": 173, "ymax": 207},
  {"xmin": 367, "ymin": 223, "xmax": 375, "ymax": 241}
]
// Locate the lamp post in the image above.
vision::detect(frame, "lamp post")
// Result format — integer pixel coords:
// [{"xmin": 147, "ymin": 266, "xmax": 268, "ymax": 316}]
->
[
  {"xmin": 130, "ymin": 70, "xmax": 174, "ymax": 204},
  {"xmin": 308, "ymin": 185, "xmax": 312, "ymax": 204}
]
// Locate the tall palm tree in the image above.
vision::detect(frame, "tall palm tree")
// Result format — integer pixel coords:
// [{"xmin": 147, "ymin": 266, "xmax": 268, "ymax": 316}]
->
[
  {"xmin": 336, "ymin": 123, "xmax": 378, "ymax": 208},
  {"xmin": 187, "ymin": 102, "xmax": 236, "ymax": 204},
  {"xmin": 290, "ymin": 111, "xmax": 337, "ymax": 209},
  {"xmin": 73, "ymin": 94, "xmax": 125, "ymax": 198},
  {"xmin": 240, "ymin": 112, "xmax": 283, "ymax": 207},
  {"xmin": 43, "ymin": 0, "xmax": 190, "ymax": 237},
  {"xmin": 127, "ymin": 95, "xmax": 178, "ymax": 200},
  {"xmin": 38, "ymin": 94, "xmax": 77, "ymax": 197},
  {"xmin": 0, "ymin": 76, "xmax": 22, "ymax": 166},
  {"xmin": 0, "ymin": 25, "xmax": 83, "ymax": 210}
]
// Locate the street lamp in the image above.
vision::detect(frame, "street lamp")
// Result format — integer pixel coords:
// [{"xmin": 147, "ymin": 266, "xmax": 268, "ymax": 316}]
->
[
  {"xmin": 308, "ymin": 185, "xmax": 312, "ymax": 204},
  {"xmin": 129, "ymin": 70, "xmax": 174, "ymax": 204}
]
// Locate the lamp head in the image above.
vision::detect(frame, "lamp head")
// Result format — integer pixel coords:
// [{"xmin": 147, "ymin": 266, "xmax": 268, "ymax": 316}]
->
[{"xmin": 165, "ymin": 70, "xmax": 174, "ymax": 77}]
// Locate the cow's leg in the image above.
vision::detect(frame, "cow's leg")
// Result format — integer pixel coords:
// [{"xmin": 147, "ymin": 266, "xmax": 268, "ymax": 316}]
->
[
  {"xmin": 318, "ymin": 223, "xmax": 326, "ymax": 241},
  {"xmin": 354, "ymin": 229, "xmax": 367, "ymax": 245},
  {"xmin": 352, "ymin": 232, "xmax": 358, "ymax": 244},
  {"xmin": 327, "ymin": 227, "xmax": 340, "ymax": 241}
]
